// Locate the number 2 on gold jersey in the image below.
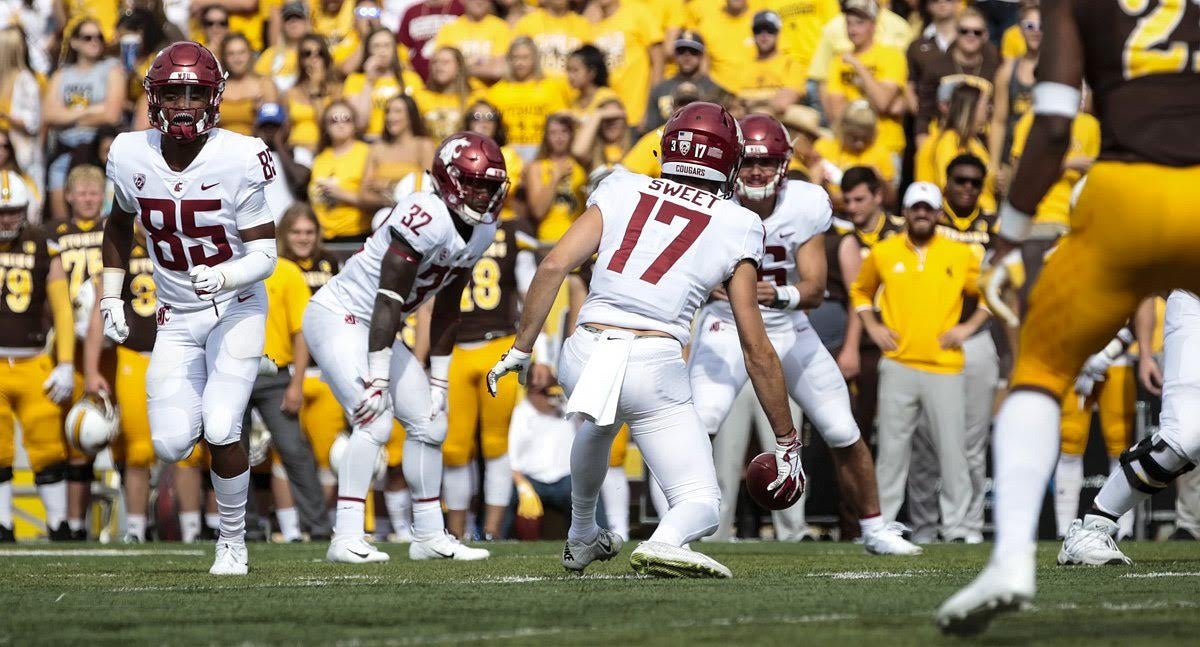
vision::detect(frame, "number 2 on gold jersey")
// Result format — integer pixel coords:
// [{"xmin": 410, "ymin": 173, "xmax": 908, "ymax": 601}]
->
[{"xmin": 1120, "ymin": 0, "xmax": 1193, "ymax": 79}]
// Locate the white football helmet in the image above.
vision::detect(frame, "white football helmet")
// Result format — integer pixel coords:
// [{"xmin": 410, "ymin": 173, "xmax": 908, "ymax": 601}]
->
[
  {"xmin": 247, "ymin": 410, "xmax": 273, "ymax": 467},
  {"xmin": 0, "ymin": 170, "xmax": 31, "ymax": 241},
  {"xmin": 65, "ymin": 393, "xmax": 119, "ymax": 456},
  {"xmin": 329, "ymin": 432, "xmax": 387, "ymax": 482}
]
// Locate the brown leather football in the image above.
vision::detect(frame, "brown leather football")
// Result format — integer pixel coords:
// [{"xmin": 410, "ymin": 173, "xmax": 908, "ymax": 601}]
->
[{"xmin": 746, "ymin": 452, "xmax": 803, "ymax": 511}]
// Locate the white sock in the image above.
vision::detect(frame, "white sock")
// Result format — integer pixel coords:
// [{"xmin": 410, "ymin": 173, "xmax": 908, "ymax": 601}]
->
[
  {"xmin": 37, "ymin": 480, "xmax": 67, "ymax": 528},
  {"xmin": 1054, "ymin": 454, "xmax": 1085, "ymax": 537},
  {"xmin": 374, "ymin": 514, "xmax": 392, "ymax": 540},
  {"xmin": 126, "ymin": 514, "xmax": 147, "ymax": 541},
  {"xmin": 403, "ymin": 439, "xmax": 445, "ymax": 539},
  {"xmin": 484, "ymin": 455, "xmax": 513, "ymax": 507},
  {"xmin": 860, "ymin": 513, "xmax": 884, "ymax": 537},
  {"xmin": 334, "ymin": 431, "xmax": 386, "ymax": 538},
  {"xmin": 443, "ymin": 465, "xmax": 471, "ymax": 510},
  {"xmin": 204, "ymin": 512, "xmax": 220, "ymax": 531},
  {"xmin": 0, "ymin": 479, "xmax": 12, "ymax": 527},
  {"xmin": 991, "ymin": 391, "xmax": 1061, "ymax": 564},
  {"xmin": 568, "ymin": 424, "xmax": 616, "ymax": 543},
  {"xmin": 384, "ymin": 489, "xmax": 412, "ymax": 535},
  {"xmin": 600, "ymin": 466, "xmax": 630, "ymax": 540},
  {"xmin": 68, "ymin": 518, "xmax": 84, "ymax": 533},
  {"xmin": 180, "ymin": 511, "xmax": 202, "ymax": 543},
  {"xmin": 210, "ymin": 470, "xmax": 249, "ymax": 543},
  {"xmin": 276, "ymin": 507, "xmax": 301, "ymax": 541},
  {"xmin": 1110, "ymin": 457, "xmax": 1135, "ymax": 538}
]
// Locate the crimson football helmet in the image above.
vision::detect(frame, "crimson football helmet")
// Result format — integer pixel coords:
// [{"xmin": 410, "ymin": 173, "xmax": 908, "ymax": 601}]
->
[
  {"xmin": 660, "ymin": 101, "xmax": 743, "ymax": 198},
  {"xmin": 144, "ymin": 41, "xmax": 226, "ymax": 142},
  {"xmin": 430, "ymin": 132, "xmax": 509, "ymax": 225},
  {"xmin": 736, "ymin": 113, "xmax": 792, "ymax": 202}
]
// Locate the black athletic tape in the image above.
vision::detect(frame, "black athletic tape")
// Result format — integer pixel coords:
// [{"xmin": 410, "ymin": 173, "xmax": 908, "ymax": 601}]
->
[
  {"xmin": 66, "ymin": 463, "xmax": 95, "ymax": 483},
  {"xmin": 34, "ymin": 462, "xmax": 68, "ymax": 485},
  {"xmin": 0, "ymin": 466, "xmax": 12, "ymax": 482}
]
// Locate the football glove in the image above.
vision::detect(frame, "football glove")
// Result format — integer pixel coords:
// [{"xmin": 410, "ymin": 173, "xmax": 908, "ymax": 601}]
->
[
  {"xmin": 1074, "ymin": 351, "xmax": 1113, "ymax": 399},
  {"xmin": 487, "ymin": 347, "xmax": 532, "ymax": 396},
  {"xmin": 43, "ymin": 363, "xmax": 75, "ymax": 404},
  {"xmin": 515, "ymin": 481, "xmax": 544, "ymax": 520},
  {"xmin": 188, "ymin": 264, "xmax": 225, "ymax": 300},
  {"xmin": 429, "ymin": 355, "xmax": 450, "ymax": 417},
  {"xmin": 767, "ymin": 431, "xmax": 806, "ymax": 503},
  {"xmin": 99, "ymin": 297, "xmax": 129, "ymax": 343},
  {"xmin": 978, "ymin": 249, "xmax": 1021, "ymax": 328},
  {"xmin": 352, "ymin": 349, "xmax": 392, "ymax": 427}
]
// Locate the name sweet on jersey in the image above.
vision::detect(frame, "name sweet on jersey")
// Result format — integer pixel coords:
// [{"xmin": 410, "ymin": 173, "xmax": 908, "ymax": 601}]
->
[{"xmin": 646, "ymin": 178, "xmax": 719, "ymax": 210}]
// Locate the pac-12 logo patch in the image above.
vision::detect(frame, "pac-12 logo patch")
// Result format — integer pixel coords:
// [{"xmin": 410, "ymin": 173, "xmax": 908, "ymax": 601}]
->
[{"xmin": 133, "ymin": 173, "xmax": 145, "ymax": 190}]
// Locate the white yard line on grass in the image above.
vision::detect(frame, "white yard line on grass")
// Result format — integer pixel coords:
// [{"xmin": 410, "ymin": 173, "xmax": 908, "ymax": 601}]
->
[
  {"xmin": 1121, "ymin": 572, "xmax": 1200, "ymax": 579},
  {"xmin": 806, "ymin": 570, "xmax": 938, "ymax": 580},
  {"xmin": 0, "ymin": 549, "xmax": 205, "ymax": 557}
]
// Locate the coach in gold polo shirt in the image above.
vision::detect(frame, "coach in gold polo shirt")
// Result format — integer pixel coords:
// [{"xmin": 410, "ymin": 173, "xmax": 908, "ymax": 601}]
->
[{"xmin": 849, "ymin": 181, "xmax": 988, "ymax": 541}]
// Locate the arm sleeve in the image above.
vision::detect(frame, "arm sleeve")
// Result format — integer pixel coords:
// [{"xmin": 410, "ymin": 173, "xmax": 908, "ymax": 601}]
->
[
  {"xmin": 235, "ymin": 139, "xmax": 276, "ymax": 231},
  {"xmin": 106, "ymin": 139, "xmax": 137, "ymax": 213},
  {"xmin": 849, "ymin": 250, "xmax": 881, "ymax": 311},
  {"xmin": 731, "ymin": 219, "xmax": 765, "ymax": 276}
]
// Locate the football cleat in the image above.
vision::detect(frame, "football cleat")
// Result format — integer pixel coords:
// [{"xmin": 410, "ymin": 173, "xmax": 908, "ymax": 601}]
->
[
  {"xmin": 209, "ymin": 540, "xmax": 249, "ymax": 576},
  {"xmin": 629, "ymin": 541, "xmax": 732, "ymax": 579},
  {"xmin": 864, "ymin": 522, "xmax": 924, "ymax": 556},
  {"xmin": 409, "ymin": 533, "xmax": 490, "ymax": 561},
  {"xmin": 562, "ymin": 529, "xmax": 624, "ymax": 573},
  {"xmin": 47, "ymin": 521, "xmax": 72, "ymax": 541},
  {"xmin": 0, "ymin": 523, "xmax": 13, "ymax": 542},
  {"xmin": 327, "ymin": 535, "xmax": 391, "ymax": 563},
  {"xmin": 1057, "ymin": 517, "xmax": 1132, "ymax": 566},
  {"xmin": 935, "ymin": 553, "xmax": 1035, "ymax": 636}
]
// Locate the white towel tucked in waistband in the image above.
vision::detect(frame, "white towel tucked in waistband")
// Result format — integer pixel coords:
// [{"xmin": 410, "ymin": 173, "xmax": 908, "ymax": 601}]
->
[{"xmin": 565, "ymin": 329, "xmax": 635, "ymax": 426}]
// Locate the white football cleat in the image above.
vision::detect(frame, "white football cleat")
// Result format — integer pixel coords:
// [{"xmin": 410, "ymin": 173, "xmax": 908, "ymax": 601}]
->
[
  {"xmin": 327, "ymin": 535, "xmax": 391, "ymax": 563},
  {"xmin": 209, "ymin": 540, "xmax": 249, "ymax": 576},
  {"xmin": 935, "ymin": 553, "xmax": 1035, "ymax": 636},
  {"xmin": 864, "ymin": 522, "xmax": 923, "ymax": 556},
  {"xmin": 562, "ymin": 529, "xmax": 624, "ymax": 573},
  {"xmin": 1057, "ymin": 516, "xmax": 1132, "ymax": 566},
  {"xmin": 409, "ymin": 533, "xmax": 490, "ymax": 561},
  {"xmin": 629, "ymin": 541, "xmax": 732, "ymax": 579}
]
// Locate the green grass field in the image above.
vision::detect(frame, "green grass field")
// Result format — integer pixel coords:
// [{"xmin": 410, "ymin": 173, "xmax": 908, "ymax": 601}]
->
[{"xmin": 2, "ymin": 541, "xmax": 1199, "ymax": 645}]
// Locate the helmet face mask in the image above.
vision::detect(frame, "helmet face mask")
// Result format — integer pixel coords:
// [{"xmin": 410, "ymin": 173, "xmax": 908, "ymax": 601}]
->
[
  {"xmin": 144, "ymin": 42, "xmax": 227, "ymax": 142},
  {"xmin": 735, "ymin": 113, "xmax": 792, "ymax": 202},
  {"xmin": 430, "ymin": 132, "xmax": 509, "ymax": 226},
  {"xmin": 0, "ymin": 208, "xmax": 24, "ymax": 241}
]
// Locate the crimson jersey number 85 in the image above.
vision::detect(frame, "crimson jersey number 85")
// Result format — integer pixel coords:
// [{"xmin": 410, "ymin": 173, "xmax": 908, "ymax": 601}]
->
[{"xmin": 137, "ymin": 197, "xmax": 232, "ymax": 271}]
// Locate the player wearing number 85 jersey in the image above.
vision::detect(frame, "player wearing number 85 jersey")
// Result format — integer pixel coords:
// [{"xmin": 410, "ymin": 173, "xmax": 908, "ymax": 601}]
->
[
  {"xmin": 489, "ymin": 102, "xmax": 802, "ymax": 579},
  {"xmin": 304, "ymin": 131, "xmax": 506, "ymax": 564},
  {"xmin": 100, "ymin": 41, "xmax": 278, "ymax": 576}
]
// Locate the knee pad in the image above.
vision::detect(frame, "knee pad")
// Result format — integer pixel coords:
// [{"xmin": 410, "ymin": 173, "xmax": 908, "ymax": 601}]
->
[
  {"xmin": 823, "ymin": 421, "xmax": 862, "ymax": 449},
  {"xmin": 34, "ymin": 462, "xmax": 67, "ymax": 485},
  {"xmin": 0, "ymin": 465, "xmax": 12, "ymax": 482},
  {"xmin": 405, "ymin": 415, "xmax": 447, "ymax": 447},
  {"xmin": 154, "ymin": 434, "xmax": 199, "ymax": 464},
  {"xmin": 1119, "ymin": 434, "xmax": 1196, "ymax": 495},
  {"xmin": 66, "ymin": 462, "xmax": 94, "ymax": 483},
  {"xmin": 203, "ymin": 411, "xmax": 245, "ymax": 447}
]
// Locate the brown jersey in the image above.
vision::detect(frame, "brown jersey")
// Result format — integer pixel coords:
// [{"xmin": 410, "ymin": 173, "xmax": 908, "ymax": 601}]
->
[
  {"xmin": 295, "ymin": 251, "xmax": 341, "ymax": 295},
  {"xmin": 853, "ymin": 212, "xmax": 905, "ymax": 255},
  {"xmin": 1075, "ymin": 0, "xmax": 1200, "ymax": 165},
  {"xmin": 49, "ymin": 218, "xmax": 104, "ymax": 304},
  {"xmin": 121, "ymin": 242, "xmax": 158, "ymax": 353},
  {"xmin": 456, "ymin": 218, "xmax": 536, "ymax": 344},
  {"xmin": 0, "ymin": 226, "xmax": 52, "ymax": 351}
]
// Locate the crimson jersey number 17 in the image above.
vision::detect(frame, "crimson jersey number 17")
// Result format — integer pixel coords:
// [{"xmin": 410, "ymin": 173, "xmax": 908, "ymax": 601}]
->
[{"xmin": 606, "ymin": 192, "xmax": 711, "ymax": 285}]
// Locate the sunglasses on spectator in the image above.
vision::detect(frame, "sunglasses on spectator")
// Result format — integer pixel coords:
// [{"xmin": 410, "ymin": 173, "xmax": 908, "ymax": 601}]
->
[
  {"xmin": 958, "ymin": 27, "xmax": 985, "ymax": 37},
  {"xmin": 301, "ymin": 48, "xmax": 322, "ymax": 58},
  {"xmin": 355, "ymin": 6, "xmax": 381, "ymax": 19},
  {"xmin": 951, "ymin": 175, "xmax": 983, "ymax": 188},
  {"xmin": 75, "ymin": 32, "xmax": 102, "ymax": 42},
  {"xmin": 327, "ymin": 113, "xmax": 353, "ymax": 124},
  {"xmin": 471, "ymin": 111, "xmax": 497, "ymax": 122},
  {"xmin": 203, "ymin": 18, "xmax": 229, "ymax": 27},
  {"xmin": 1021, "ymin": 20, "xmax": 1041, "ymax": 32}
]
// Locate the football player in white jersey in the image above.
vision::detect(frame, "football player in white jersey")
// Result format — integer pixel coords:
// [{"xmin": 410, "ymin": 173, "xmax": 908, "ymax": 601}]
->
[
  {"xmin": 1057, "ymin": 289, "xmax": 1200, "ymax": 565},
  {"xmin": 303, "ymin": 132, "xmax": 505, "ymax": 563},
  {"xmin": 99, "ymin": 42, "xmax": 278, "ymax": 575},
  {"xmin": 489, "ymin": 102, "xmax": 804, "ymax": 578},
  {"xmin": 689, "ymin": 114, "xmax": 921, "ymax": 555}
]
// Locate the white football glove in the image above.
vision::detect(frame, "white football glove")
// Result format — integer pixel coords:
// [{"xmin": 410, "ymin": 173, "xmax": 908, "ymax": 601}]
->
[
  {"xmin": 486, "ymin": 347, "xmax": 531, "ymax": 397},
  {"xmin": 100, "ymin": 297, "xmax": 129, "ymax": 343},
  {"xmin": 352, "ymin": 349, "xmax": 392, "ymax": 427},
  {"xmin": 188, "ymin": 264, "xmax": 225, "ymax": 300},
  {"xmin": 43, "ymin": 363, "xmax": 75, "ymax": 404},
  {"xmin": 766, "ymin": 431, "xmax": 806, "ymax": 503},
  {"xmin": 428, "ymin": 355, "xmax": 450, "ymax": 417},
  {"xmin": 1074, "ymin": 351, "xmax": 1114, "ymax": 399}
]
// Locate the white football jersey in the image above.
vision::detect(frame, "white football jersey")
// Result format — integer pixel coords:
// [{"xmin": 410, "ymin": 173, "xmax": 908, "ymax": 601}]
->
[
  {"xmin": 577, "ymin": 168, "xmax": 765, "ymax": 346},
  {"xmin": 708, "ymin": 179, "xmax": 832, "ymax": 330},
  {"xmin": 107, "ymin": 129, "xmax": 276, "ymax": 312},
  {"xmin": 313, "ymin": 191, "xmax": 497, "ymax": 321}
]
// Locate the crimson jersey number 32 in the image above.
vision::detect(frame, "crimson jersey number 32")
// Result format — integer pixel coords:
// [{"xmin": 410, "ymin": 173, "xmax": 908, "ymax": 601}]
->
[{"xmin": 607, "ymin": 192, "xmax": 711, "ymax": 284}]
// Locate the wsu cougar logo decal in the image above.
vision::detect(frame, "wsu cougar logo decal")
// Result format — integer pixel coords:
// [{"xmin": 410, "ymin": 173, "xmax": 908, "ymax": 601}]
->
[{"xmin": 439, "ymin": 137, "xmax": 470, "ymax": 166}]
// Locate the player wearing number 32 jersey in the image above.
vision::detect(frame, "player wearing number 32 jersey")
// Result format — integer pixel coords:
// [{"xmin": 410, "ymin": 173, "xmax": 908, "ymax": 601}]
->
[
  {"xmin": 489, "ymin": 102, "xmax": 803, "ymax": 579},
  {"xmin": 100, "ymin": 42, "xmax": 279, "ymax": 576},
  {"xmin": 304, "ymin": 131, "xmax": 507, "ymax": 564}
]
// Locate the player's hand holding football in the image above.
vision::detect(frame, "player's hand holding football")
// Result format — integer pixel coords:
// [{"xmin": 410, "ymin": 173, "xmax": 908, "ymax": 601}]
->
[
  {"xmin": 99, "ymin": 296, "xmax": 129, "ymax": 343},
  {"xmin": 487, "ymin": 346, "xmax": 531, "ymax": 396},
  {"xmin": 353, "ymin": 349, "xmax": 392, "ymax": 427},
  {"xmin": 767, "ymin": 430, "xmax": 805, "ymax": 502},
  {"xmin": 188, "ymin": 264, "xmax": 225, "ymax": 300}
]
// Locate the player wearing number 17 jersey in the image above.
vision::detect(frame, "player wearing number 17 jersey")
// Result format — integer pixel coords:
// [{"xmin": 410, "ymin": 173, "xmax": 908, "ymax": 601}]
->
[
  {"xmin": 489, "ymin": 102, "xmax": 803, "ymax": 578},
  {"xmin": 100, "ymin": 42, "xmax": 279, "ymax": 576},
  {"xmin": 304, "ymin": 131, "xmax": 506, "ymax": 564}
]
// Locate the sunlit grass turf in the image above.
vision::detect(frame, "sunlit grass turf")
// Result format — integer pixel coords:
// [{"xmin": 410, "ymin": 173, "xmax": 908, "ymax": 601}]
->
[{"xmin": 2, "ymin": 540, "xmax": 1199, "ymax": 645}]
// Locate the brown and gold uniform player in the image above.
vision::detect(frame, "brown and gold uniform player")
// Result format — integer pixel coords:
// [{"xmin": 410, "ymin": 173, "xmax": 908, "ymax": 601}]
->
[
  {"xmin": 82, "ymin": 231, "xmax": 157, "ymax": 542},
  {"xmin": 443, "ymin": 217, "xmax": 539, "ymax": 540},
  {"xmin": 939, "ymin": 0, "xmax": 1200, "ymax": 632},
  {"xmin": 50, "ymin": 164, "xmax": 111, "ymax": 538},
  {"xmin": 0, "ymin": 172, "xmax": 75, "ymax": 541}
]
